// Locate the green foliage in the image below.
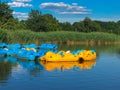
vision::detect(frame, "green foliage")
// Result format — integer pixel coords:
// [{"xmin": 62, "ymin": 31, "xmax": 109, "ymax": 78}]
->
[
  {"xmin": 95, "ymin": 20, "xmax": 120, "ymax": 35},
  {"xmin": 73, "ymin": 22, "xmax": 86, "ymax": 32},
  {"xmin": 1, "ymin": 18, "xmax": 28, "ymax": 30},
  {"xmin": 0, "ymin": 2, "xmax": 27, "ymax": 30},
  {"xmin": 0, "ymin": 29, "xmax": 8, "ymax": 42},
  {"xmin": 26, "ymin": 10, "xmax": 43, "ymax": 32},
  {"xmin": 0, "ymin": 2, "xmax": 120, "ymax": 35},
  {"xmin": 59, "ymin": 22, "xmax": 73, "ymax": 31},
  {"xmin": 73, "ymin": 17, "xmax": 101, "ymax": 32},
  {"xmin": 26, "ymin": 10, "xmax": 61, "ymax": 32},
  {"xmin": 0, "ymin": 2, "xmax": 13, "ymax": 29},
  {"xmin": 43, "ymin": 14, "xmax": 61, "ymax": 31}
]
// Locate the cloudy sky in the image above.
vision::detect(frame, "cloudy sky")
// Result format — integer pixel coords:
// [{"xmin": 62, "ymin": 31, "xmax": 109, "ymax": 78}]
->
[{"xmin": 3, "ymin": 0, "xmax": 120, "ymax": 23}]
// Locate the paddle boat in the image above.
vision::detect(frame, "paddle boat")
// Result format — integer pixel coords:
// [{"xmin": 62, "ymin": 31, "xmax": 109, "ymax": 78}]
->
[
  {"xmin": 0, "ymin": 43, "xmax": 58, "ymax": 61},
  {"xmin": 40, "ymin": 50, "xmax": 96, "ymax": 62},
  {"xmin": 0, "ymin": 43, "xmax": 21, "ymax": 56}
]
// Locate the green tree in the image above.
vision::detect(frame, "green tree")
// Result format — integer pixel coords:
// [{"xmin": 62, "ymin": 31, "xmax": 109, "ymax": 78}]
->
[
  {"xmin": 82, "ymin": 17, "xmax": 101, "ymax": 32},
  {"xmin": 26, "ymin": 10, "xmax": 61, "ymax": 32},
  {"xmin": 73, "ymin": 17, "xmax": 101, "ymax": 32},
  {"xmin": 29, "ymin": 9, "xmax": 42, "ymax": 19},
  {"xmin": 117, "ymin": 21, "xmax": 120, "ymax": 35},
  {"xmin": 0, "ymin": 2, "xmax": 13, "ymax": 29},
  {"xmin": 43, "ymin": 14, "xmax": 61, "ymax": 31},
  {"xmin": 117, "ymin": 20, "xmax": 120, "ymax": 25},
  {"xmin": 3, "ymin": 18, "xmax": 28, "ymax": 30},
  {"xmin": 73, "ymin": 22, "xmax": 85, "ymax": 32},
  {"xmin": 59, "ymin": 22, "xmax": 73, "ymax": 31},
  {"xmin": 95, "ymin": 21, "xmax": 119, "ymax": 34},
  {"xmin": 26, "ymin": 10, "xmax": 49, "ymax": 32}
]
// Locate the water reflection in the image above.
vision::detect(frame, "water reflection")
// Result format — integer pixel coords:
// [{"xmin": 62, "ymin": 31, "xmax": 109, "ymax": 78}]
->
[
  {"xmin": 17, "ymin": 60, "xmax": 44, "ymax": 77},
  {"xmin": 0, "ymin": 56, "xmax": 44, "ymax": 83},
  {"xmin": 0, "ymin": 56, "xmax": 18, "ymax": 84},
  {"xmin": 117, "ymin": 49, "xmax": 120, "ymax": 58},
  {"xmin": 18, "ymin": 60, "xmax": 43, "ymax": 71},
  {"xmin": 0, "ymin": 60, "xmax": 12, "ymax": 83},
  {"xmin": 0, "ymin": 44, "xmax": 120, "ymax": 87},
  {"xmin": 40, "ymin": 60, "xmax": 96, "ymax": 71}
]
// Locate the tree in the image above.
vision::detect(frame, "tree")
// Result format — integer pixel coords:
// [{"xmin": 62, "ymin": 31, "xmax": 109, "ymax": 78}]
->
[
  {"xmin": 26, "ymin": 10, "xmax": 61, "ymax": 32},
  {"xmin": 59, "ymin": 22, "xmax": 73, "ymax": 31},
  {"xmin": 2, "ymin": 18, "xmax": 28, "ymax": 30},
  {"xmin": 29, "ymin": 9, "xmax": 42, "ymax": 19},
  {"xmin": 43, "ymin": 14, "xmax": 61, "ymax": 31},
  {"xmin": 26, "ymin": 10, "xmax": 44, "ymax": 32},
  {"xmin": 73, "ymin": 22, "xmax": 85, "ymax": 32},
  {"xmin": 26, "ymin": 10, "xmax": 48, "ymax": 32},
  {"xmin": 117, "ymin": 21, "xmax": 120, "ymax": 35},
  {"xmin": 117, "ymin": 20, "xmax": 120, "ymax": 25},
  {"xmin": 95, "ymin": 21, "xmax": 119, "ymax": 34},
  {"xmin": 82, "ymin": 17, "xmax": 101, "ymax": 32},
  {"xmin": 0, "ymin": 2, "xmax": 13, "ymax": 29}
]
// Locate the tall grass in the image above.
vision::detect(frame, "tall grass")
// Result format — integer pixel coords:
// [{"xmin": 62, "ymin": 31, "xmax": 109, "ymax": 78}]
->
[{"xmin": 0, "ymin": 29, "xmax": 120, "ymax": 45}]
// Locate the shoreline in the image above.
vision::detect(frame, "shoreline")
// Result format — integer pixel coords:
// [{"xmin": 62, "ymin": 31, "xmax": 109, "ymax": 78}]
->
[{"xmin": 36, "ymin": 41, "xmax": 120, "ymax": 46}]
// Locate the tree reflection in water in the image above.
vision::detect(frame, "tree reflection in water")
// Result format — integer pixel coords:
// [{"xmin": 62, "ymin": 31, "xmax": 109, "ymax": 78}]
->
[
  {"xmin": 0, "ymin": 61, "xmax": 12, "ymax": 83},
  {"xmin": 17, "ymin": 60, "xmax": 44, "ymax": 76},
  {"xmin": 117, "ymin": 49, "xmax": 120, "ymax": 59}
]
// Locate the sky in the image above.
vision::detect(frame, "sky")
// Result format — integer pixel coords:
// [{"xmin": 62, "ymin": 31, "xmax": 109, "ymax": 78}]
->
[{"xmin": 2, "ymin": 0, "xmax": 120, "ymax": 23}]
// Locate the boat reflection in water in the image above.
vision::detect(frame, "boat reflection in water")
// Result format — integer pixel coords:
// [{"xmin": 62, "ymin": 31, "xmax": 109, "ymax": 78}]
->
[
  {"xmin": 40, "ymin": 60, "xmax": 96, "ymax": 71},
  {"xmin": 17, "ymin": 59, "xmax": 44, "ymax": 71}
]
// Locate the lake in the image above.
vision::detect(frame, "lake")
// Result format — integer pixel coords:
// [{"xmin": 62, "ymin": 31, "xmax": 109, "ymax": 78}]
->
[{"xmin": 0, "ymin": 44, "xmax": 120, "ymax": 90}]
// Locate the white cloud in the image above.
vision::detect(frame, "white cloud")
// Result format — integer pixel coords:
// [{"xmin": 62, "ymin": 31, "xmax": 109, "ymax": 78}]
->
[
  {"xmin": 92, "ymin": 17, "xmax": 120, "ymax": 22},
  {"xmin": 17, "ymin": 15, "xmax": 29, "ymax": 20},
  {"xmin": 13, "ymin": 11, "xmax": 29, "ymax": 20},
  {"xmin": 13, "ymin": 11, "xmax": 28, "ymax": 16},
  {"xmin": 40, "ymin": 2, "xmax": 68, "ymax": 10},
  {"xmin": 8, "ymin": 1, "xmax": 32, "ymax": 7},
  {"xmin": 59, "ymin": 11, "xmax": 91, "ymax": 14},
  {"xmin": 40, "ymin": 2, "xmax": 91, "ymax": 15},
  {"xmin": 12, "ymin": 0, "xmax": 32, "ymax": 2}
]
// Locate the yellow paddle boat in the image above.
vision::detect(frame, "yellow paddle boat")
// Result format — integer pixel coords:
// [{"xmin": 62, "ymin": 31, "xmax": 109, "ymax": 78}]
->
[
  {"xmin": 78, "ymin": 50, "xmax": 96, "ymax": 61},
  {"xmin": 40, "ymin": 50, "xmax": 96, "ymax": 62}
]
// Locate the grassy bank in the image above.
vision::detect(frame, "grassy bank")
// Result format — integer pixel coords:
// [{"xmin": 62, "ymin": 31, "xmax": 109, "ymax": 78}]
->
[{"xmin": 0, "ymin": 29, "xmax": 120, "ymax": 45}]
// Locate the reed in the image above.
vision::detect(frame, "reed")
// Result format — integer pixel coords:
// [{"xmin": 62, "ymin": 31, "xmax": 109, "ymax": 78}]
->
[{"xmin": 0, "ymin": 29, "xmax": 120, "ymax": 45}]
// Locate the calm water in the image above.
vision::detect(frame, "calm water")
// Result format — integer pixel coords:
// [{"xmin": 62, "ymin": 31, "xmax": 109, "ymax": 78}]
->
[{"xmin": 0, "ymin": 45, "xmax": 120, "ymax": 90}]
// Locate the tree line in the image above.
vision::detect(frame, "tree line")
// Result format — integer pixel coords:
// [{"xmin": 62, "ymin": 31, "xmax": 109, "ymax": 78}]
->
[{"xmin": 0, "ymin": 2, "xmax": 120, "ymax": 35}]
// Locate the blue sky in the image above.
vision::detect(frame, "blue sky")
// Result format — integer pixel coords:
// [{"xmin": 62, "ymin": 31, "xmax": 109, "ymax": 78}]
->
[{"xmin": 3, "ymin": 0, "xmax": 120, "ymax": 23}]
